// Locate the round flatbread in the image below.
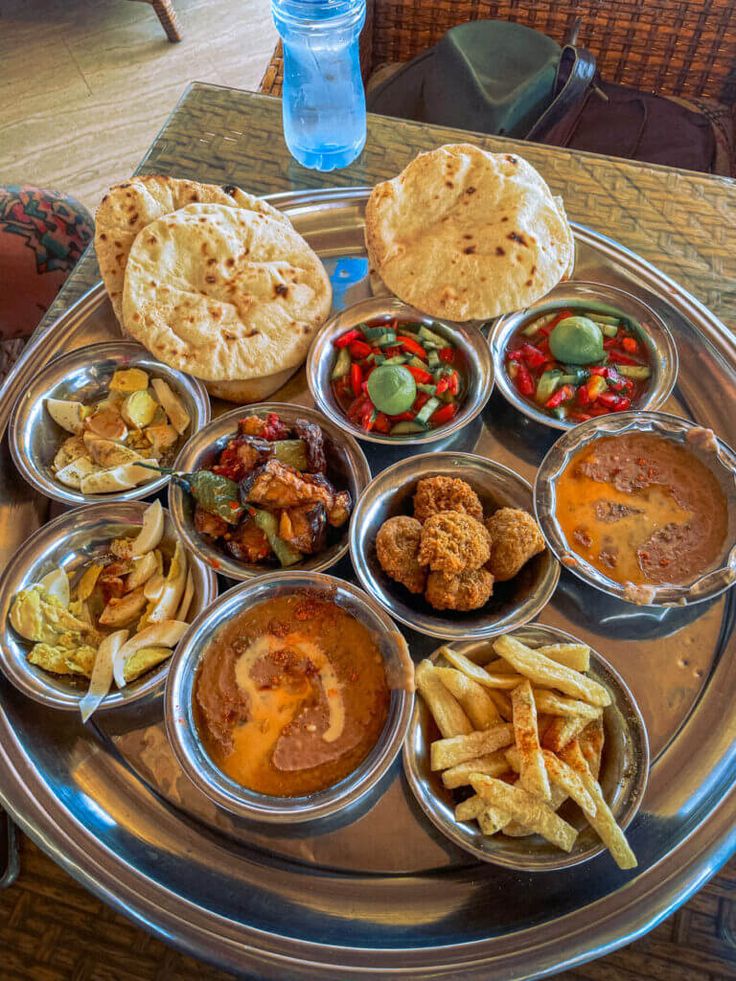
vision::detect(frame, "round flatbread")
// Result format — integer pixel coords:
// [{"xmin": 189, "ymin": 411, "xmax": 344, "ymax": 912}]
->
[
  {"xmin": 122, "ymin": 203, "xmax": 332, "ymax": 384},
  {"xmin": 364, "ymin": 143, "xmax": 574, "ymax": 321},
  {"xmin": 95, "ymin": 175, "xmax": 288, "ymax": 323}
]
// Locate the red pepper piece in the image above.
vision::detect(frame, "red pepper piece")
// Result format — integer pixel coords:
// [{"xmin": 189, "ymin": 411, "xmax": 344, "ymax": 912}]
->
[
  {"xmin": 519, "ymin": 343, "xmax": 547, "ymax": 369},
  {"xmin": 389, "ymin": 410, "xmax": 416, "ymax": 422},
  {"xmin": 576, "ymin": 384, "xmax": 591, "ymax": 406},
  {"xmin": 507, "ymin": 349, "xmax": 524, "ymax": 362},
  {"xmin": 348, "ymin": 339, "xmax": 372, "ymax": 360},
  {"xmin": 350, "ymin": 363, "xmax": 363, "ymax": 397},
  {"xmin": 435, "ymin": 375, "xmax": 450, "ymax": 395},
  {"xmin": 621, "ymin": 336, "xmax": 638, "ymax": 353},
  {"xmin": 373, "ymin": 412, "xmax": 391, "ymax": 434},
  {"xmin": 413, "ymin": 392, "xmax": 430, "ymax": 410},
  {"xmin": 397, "ymin": 335, "xmax": 427, "ymax": 359},
  {"xmin": 439, "ymin": 347, "xmax": 455, "ymax": 364},
  {"xmin": 607, "ymin": 350, "xmax": 639, "ymax": 366},
  {"xmin": 603, "ymin": 337, "xmax": 618, "ymax": 349},
  {"xmin": 588, "ymin": 366, "xmax": 608, "ymax": 376},
  {"xmin": 545, "ymin": 384, "xmax": 574, "ymax": 409},
  {"xmin": 447, "ymin": 370, "xmax": 460, "ymax": 396},
  {"xmin": 514, "ymin": 362, "xmax": 535, "ymax": 398},
  {"xmin": 539, "ymin": 308, "xmax": 574, "ymax": 336},
  {"xmin": 429, "ymin": 403, "xmax": 458, "ymax": 427},
  {"xmin": 614, "ymin": 396, "xmax": 632, "ymax": 411},
  {"xmin": 334, "ymin": 328, "xmax": 363, "ymax": 349},
  {"xmin": 406, "ymin": 364, "xmax": 433, "ymax": 385}
]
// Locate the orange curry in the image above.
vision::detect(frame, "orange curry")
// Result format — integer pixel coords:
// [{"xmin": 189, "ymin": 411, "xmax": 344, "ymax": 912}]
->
[
  {"xmin": 555, "ymin": 432, "xmax": 728, "ymax": 587},
  {"xmin": 194, "ymin": 593, "xmax": 389, "ymax": 796}
]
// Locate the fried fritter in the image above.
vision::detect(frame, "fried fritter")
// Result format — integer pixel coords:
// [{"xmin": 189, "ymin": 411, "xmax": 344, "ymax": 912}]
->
[
  {"xmin": 418, "ymin": 511, "xmax": 491, "ymax": 574},
  {"xmin": 413, "ymin": 476, "xmax": 484, "ymax": 523},
  {"xmin": 485, "ymin": 507, "xmax": 545, "ymax": 581},
  {"xmin": 376, "ymin": 516, "xmax": 426, "ymax": 594},
  {"xmin": 425, "ymin": 568, "xmax": 494, "ymax": 611}
]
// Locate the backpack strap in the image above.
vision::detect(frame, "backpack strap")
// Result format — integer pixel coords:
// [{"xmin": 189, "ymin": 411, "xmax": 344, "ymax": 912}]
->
[{"xmin": 525, "ymin": 44, "xmax": 598, "ymax": 144}]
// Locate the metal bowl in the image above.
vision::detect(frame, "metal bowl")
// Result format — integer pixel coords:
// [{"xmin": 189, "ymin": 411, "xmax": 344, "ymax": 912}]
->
[
  {"xmin": 349, "ymin": 452, "xmax": 560, "ymax": 640},
  {"xmin": 165, "ymin": 571, "xmax": 414, "ymax": 823},
  {"xmin": 0, "ymin": 502, "xmax": 218, "ymax": 712},
  {"xmin": 168, "ymin": 402, "xmax": 371, "ymax": 582},
  {"xmin": 307, "ymin": 296, "xmax": 494, "ymax": 446},
  {"xmin": 489, "ymin": 281, "xmax": 679, "ymax": 431},
  {"xmin": 403, "ymin": 623, "xmax": 649, "ymax": 871},
  {"xmin": 534, "ymin": 410, "xmax": 736, "ymax": 606},
  {"xmin": 9, "ymin": 340, "xmax": 210, "ymax": 506}
]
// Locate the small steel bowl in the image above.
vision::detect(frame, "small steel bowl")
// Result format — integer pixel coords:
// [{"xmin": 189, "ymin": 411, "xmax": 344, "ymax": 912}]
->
[
  {"xmin": 9, "ymin": 340, "xmax": 210, "ymax": 506},
  {"xmin": 403, "ymin": 623, "xmax": 649, "ymax": 871},
  {"xmin": 0, "ymin": 502, "xmax": 218, "ymax": 712},
  {"xmin": 168, "ymin": 402, "xmax": 371, "ymax": 582},
  {"xmin": 489, "ymin": 281, "xmax": 679, "ymax": 431},
  {"xmin": 165, "ymin": 571, "xmax": 414, "ymax": 823},
  {"xmin": 349, "ymin": 452, "xmax": 560, "ymax": 640},
  {"xmin": 307, "ymin": 296, "xmax": 494, "ymax": 446},
  {"xmin": 534, "ymin": 411, "xmax": 736, "ymax": 606}
]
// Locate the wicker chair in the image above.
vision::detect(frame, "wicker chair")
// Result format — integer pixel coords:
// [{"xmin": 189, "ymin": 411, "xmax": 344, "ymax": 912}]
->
[{"xmin": 259, "ymin": 0, "xmax": 736, "ymax": 167}]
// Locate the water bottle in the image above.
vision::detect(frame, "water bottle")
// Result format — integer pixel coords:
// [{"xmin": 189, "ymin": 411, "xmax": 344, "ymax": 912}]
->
[{"xmin": 271, "ymin": 0, "xmax": 367, "ymax": 171}]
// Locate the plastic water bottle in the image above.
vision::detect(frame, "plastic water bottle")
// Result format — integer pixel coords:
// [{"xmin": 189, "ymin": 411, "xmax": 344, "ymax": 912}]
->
[{"xmin": 271, "ymin": 0, "xmax": 367, "ymax": 171}]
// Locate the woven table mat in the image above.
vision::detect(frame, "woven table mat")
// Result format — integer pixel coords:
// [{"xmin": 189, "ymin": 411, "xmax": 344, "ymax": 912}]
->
[{"xmin": 7, "ymin": 84, "xmax": 736, "ymax": 980}]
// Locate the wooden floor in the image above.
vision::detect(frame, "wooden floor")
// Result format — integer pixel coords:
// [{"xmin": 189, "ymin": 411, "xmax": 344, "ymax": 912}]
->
[{"xmin": 0, "ymin": 0, "xmax": 276, "ymax": 213}]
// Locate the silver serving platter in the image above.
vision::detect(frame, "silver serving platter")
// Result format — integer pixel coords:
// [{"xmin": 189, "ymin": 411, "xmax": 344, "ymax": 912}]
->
[{"xmin": 1, "ymin": 187, "xmax": 736, "ymax": 980}]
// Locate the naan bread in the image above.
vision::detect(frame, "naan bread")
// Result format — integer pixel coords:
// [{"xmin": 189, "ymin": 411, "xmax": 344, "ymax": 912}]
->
[
  {"xmin": 95, "ymin": 175, "xmax": 288, "ymax": 323},
  {"xmin": 364, "ymin": 143, "xmax": 574, "ymax": 321},
  {"xmin": 122, "ymin": 204, "xmax": 332, "ymax": 384}
]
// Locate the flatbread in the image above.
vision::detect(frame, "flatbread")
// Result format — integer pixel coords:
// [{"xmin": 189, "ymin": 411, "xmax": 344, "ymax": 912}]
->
[
  {"xmin": 122, "ymin": 203, "xmax": 332, "ymax": 384},
  {"xmin": 205, "ymin": 367, "xmax": 298, "ymax": 404},
  {"xmin": 364, "ymin": 143, "xmax": 574, "ymax": 321},
  {"xmin": 95, "ymin": 175, "xmax": 288, "ymax": 323}
]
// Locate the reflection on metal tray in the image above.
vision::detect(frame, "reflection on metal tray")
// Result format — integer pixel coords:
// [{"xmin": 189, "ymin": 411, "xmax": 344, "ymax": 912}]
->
[{"xmin": 1, "ymin": 188, "xmax": 736, "ymax": 980}]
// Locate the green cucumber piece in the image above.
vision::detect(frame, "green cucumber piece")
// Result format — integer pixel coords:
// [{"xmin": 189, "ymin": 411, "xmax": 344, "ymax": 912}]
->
[
  {"xmin": 381, "ymin": 354, "xmax": 409, "ymax": 366},
  {"xmin": 617, "ymin": 365, "xmax": 651, "ymax": 380},
  {"xmin": 560, "ymin": 368, "xmax": 588, "ymax": 384},
  {"xmin": 586, "ymin": 313, "xmax": 620, "ymax": 326},
  {"xmin": 331, "ymin": 347, "xmax": 351, "ymax": 381},
  {"xmin": 408, "ymin": 356, "xmax": 429, "ymax": 370},
  {"xmin": 535, "ymin": 369, "xmax": 563, "ymax": 404},
  {"xmin": 389, "ymin": 421, "xmax": 425, "ymax": 436},
  {"xmin": 362, "ymin": 324, "xmax": 393, "ymax": 341},
  {"xmin": 414, "ymin": 396, "xmax": 440, "ymax": 427},
  {"xmin": 372, "ymin": 353, "xmax": 386, "ymax": 366},
  {"xmin": 427, "ymin": 349, "xmax": 440, "ymax": 369},
  {"xmin": 418, "ymin": 324, "xmax": 447, "ymax": 347},
  {"xmin": 375, "ymin": 332, "xmax": 398, "ymax": 347},
  {"xmin": 522, "ymin": 312, "xmax": 555, "ymax": 337},
  {"xmin": 416, "ymin": 383, "xmax": 437, "ymax": 396},
  {"xmin": 598, "ymin": 322, "xmax": 620, "ymax": 337}
]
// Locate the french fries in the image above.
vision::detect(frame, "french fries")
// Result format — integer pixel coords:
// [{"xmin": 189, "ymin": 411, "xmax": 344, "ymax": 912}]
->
[{"xmin": 416, "ymin": 633, "xmax": 637, "ymax": 870}]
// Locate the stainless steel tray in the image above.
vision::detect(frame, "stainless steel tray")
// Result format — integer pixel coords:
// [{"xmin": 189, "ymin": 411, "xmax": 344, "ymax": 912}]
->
[{"xmin": 2, "ymin": 187, "xmax": 736, "ymax": 980}]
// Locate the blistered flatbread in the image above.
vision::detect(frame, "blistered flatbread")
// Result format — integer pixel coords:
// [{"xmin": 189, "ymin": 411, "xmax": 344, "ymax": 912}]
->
[
  {"xmin": 95, "ymin": 175, "xmax": 288, "ymax": 323},
  {"xmin": 364, "ymin": 144, "xmax": 574, "ymax": 321},
  {"xmin": 121, "ymin": 203, "xmax": 332, "ymax": 383}
]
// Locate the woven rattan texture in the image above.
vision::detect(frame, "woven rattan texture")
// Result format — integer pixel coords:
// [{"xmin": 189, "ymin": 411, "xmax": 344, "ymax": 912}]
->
[
  {"xmin": 13, "ymin": 81, "xmax": 736, "ymax": 981},
  {"xmin": 259, "ymin": 0, "xmax": 736, "ymax": 103}
]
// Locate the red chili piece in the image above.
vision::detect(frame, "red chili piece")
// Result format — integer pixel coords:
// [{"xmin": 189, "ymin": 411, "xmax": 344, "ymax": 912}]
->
[
  {"xmin": 397, "ymin": 335, "xmax": 427, "ymax": 359},
  {"xmin": 348, "ymin": 339, "xmax": 372, "ymax": 360},
  {"xmin": 334, "ymin": 328, "xmax": 362, "ymax": 349},
  {"xmin": 350, "ymin": 363, "xmax": 363, "ymax": 397},
  {"xmin": 406, "ymin": 364, "xmax": 433, "ymax": 385},
  {"xmin": 429, "ymin": 403, "xmax": 458, "ymax": 427},
  {"xmin": 514, "ymin": 363, "xmax": 535, "ymax": 398},
  {"xmin": 545, "ymin": 384, "xmax": 574, "ymax": 409},
  {"xmin": 439, "ymin": 347, "xmax": 455, "ymax": 364}
]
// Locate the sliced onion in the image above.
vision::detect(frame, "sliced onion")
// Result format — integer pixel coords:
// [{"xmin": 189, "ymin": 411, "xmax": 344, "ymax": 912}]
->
[
  {"xmin": 131, "ymin": 499, "xmax": 164, "ymax": 556},
  {"xmin": 79, "ymin": 629, "xmax": 129, "ymax": 723}
]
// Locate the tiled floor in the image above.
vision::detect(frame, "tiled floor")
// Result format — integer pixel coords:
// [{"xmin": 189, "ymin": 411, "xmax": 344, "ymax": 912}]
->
[{"xmin": 0, "ymin": 0, "xmax": 276, "ymax": 213}]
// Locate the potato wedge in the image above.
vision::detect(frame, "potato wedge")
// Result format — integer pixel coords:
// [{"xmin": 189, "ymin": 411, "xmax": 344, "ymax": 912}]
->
[
  {"xmin": 121, "ymin": 390, "xmax": 157, "ymax": 429},
  {"xmin": 83, "ymin": 434, "xmax": 141, "ymax": 468},
  {"xmin": 151, "ymin": 378, "xmax": 190, "ymax": 435},
  {"xmin": 441, "ymin": 751, "xmax": 510, "ymax": 789},
  {"xmin": 148, "ymin": 541, "xmax": 187, "ymax": 623},
  {"xmin": 470, "ymin": 775, "xmax": 578, "ymax": 852},
  {"xmin": 535, "ymin": 643, "xmax": 590, "ymax": 673},
  {"xmin": 144, "ymin": 572, "xmax": 165, "ymax": 602},
  {"xmin": 487, "ymin": 689, "xmax": 513, "ymax": 720},
  {"xmin": 439, "ymin": 646, "xmax": 525, "ymax": 690},
  {"xmin": 80, "ymin": 460, "xmax": 158, "ymax": 493},
  {"xmin": 55, "ymin": 456, "xmax": 100, "ymax": 489},
  {"xmin": 52, "ymin": 435, "xmax": 89, "ymax": 471},
  {"xmin": 126, "ymin": 550, "xmax": 159, "ymax": 591},
  {"xmin": 98, "ymin": 587, "xmax": 148, "ymax": 627},
  {"xmin": 176, "ymin": 570, "xmax": 195, "ymax": 622},
  {"xmin": 38, "ymin": 568, "xmax": 70, "ymax": 607},
  {"xmin": 534, "ymin": 689, "xmax": 602, "ymax": 721},
  {"xmin": 77, "ymin": 562, "xmax": 103, "ymax": 602},
  {"xmin": 493, "ymin": 635, "xmax": 611, "ymax": 707},
  {"xmin": 46, "ymin": 398, "xmax": 86, "ymax": 434},
  {"xmin": 131, "ymin": 500, "xmax": 164, "ymax": 557},
  {"xmin": 454, "ymin": 795, "xmax": 487, "ymax": 822},
  {"xmin": 430, "ymin": 724, "xmax": 514, "ymax": 771},
  {"xmin": 579, "ymin": 717, "xmax": 605, "ymax": 780},
  {"xmin": 542, "ymin": 713, "xmax": 591, "ymax": 753},
  {"xmin": 110, "ymin": 367, "xmax": 149, "ymax": 392},
  {"xmin": 122, "ymin": 645, "xmax": 172, "ymax": 683},
  {"xmin": 85, "ymin": 407, "xmax": 128, "ymax": 442},
  {"xmin": 511, "ymin": 679, "xmax": 551, "ymax": 801},
  {"xmin": 541, "ymin": 750, "xmax": 597, "ymax": 818},
  {"xmin": 112, "ymin": 619, "xmax": 188, "ymax": 688},
  {"xmin": 478, "ymin": 808, "xmax": 510, "ymax": 836},
  {"xmin": 434, "ymin": 666, "xmax": 501, "ymax": 728},
  {"xmin": 416, "ymin": 660, "xmax": 473, "ymax": 738},
  {"xmin": 560, "ymin": 740, "xmax": 637, "ymax": 869},
  {"xmin": 79, "ymin": 629, "xmax": 129, "ymax": 723}
]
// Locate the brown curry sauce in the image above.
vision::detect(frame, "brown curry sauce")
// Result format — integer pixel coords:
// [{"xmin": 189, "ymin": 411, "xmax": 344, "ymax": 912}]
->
[
  {"xmin": 194, "ymin": 593, "xmax": 390, "ymax": 796},
  {"xmin": 555, "ymin": 432, "xmax": 728, "ymax": 587}
]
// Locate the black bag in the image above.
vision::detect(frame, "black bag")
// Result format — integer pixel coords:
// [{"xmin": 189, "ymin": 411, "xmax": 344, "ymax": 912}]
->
[{"xmin": 367, "ymin": 20, "xmax": 716, "ymax": 173}]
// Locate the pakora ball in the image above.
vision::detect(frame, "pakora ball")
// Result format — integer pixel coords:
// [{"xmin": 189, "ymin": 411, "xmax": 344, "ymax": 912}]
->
[
  {"xmin": 413, "ymin": 476, "xmax": 484, "ymax": 524},
  {"xmin": 418, "ymin": 511, "xmax": 491, "ymax": 575},
  {"xmin": 485, "ymin": 507, "xmax": 546, "ymax": 581},
  {"xmin": 376, "ymin": 515, "xmax": 427, "ymax": 594},
  {"xmin": 425, "ymin": 568, "xmax": 494, "ymax": 611}
]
